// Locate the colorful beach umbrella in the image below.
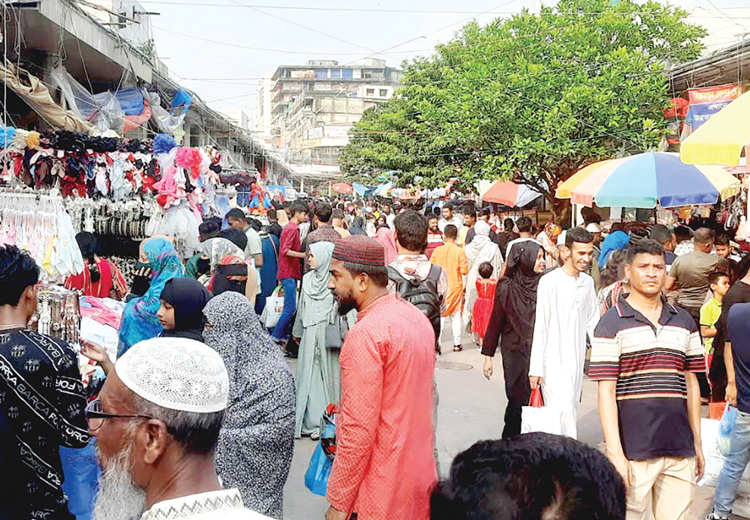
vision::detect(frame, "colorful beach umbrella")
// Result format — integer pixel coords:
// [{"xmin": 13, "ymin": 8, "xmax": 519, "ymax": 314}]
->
[
  {"xmin": 331, "ymin": 182, "xmax": 353, "ymax": 194},
  {"xmin": 680, "ymin": 91, "xmax": 750, "ymax": 166},
  {"xmin": 555, "ymin": 152, "xmax": 741, "ymax": 208},
  {"xmin": 481, "ymin": 180, "xmax": 542, "ymax": 207}
]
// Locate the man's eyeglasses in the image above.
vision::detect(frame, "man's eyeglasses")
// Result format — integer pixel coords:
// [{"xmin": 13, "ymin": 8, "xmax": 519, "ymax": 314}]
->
[{"xmin": 85, "ymin": 398, "xmax": 176, "ymax": 434}]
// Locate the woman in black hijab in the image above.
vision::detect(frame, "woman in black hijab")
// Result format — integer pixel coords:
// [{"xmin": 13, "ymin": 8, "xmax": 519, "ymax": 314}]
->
[
  {"xmin": 157, "ymin": 278, "xmax": 212, "ymax": 342},
  {"xmin": 482, "ymin": 241, "xmax": 546, "ymax": 438}
]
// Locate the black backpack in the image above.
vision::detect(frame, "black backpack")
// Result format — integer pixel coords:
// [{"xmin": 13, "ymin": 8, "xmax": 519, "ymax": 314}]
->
[{"xmin": 387, "ymin": 264, "xmax": 443, "ymax": 352}]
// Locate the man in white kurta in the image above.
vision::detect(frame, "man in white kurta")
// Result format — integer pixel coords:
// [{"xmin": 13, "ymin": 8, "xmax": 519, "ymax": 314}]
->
[{"xmin": 529, "ymin": 227, "xmax": 599, "ymax": 439}]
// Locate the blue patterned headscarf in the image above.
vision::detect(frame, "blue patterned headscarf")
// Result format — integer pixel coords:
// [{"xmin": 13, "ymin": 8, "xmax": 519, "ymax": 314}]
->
[{"xmin": 118, "ymin": 238, "xmax": 184, "ymax": 356}]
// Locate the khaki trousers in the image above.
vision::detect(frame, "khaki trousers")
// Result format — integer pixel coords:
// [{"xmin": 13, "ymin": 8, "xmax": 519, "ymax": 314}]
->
[{"xmin": 627, "ymin": 457, "xmax": 695, "ymax": 520}]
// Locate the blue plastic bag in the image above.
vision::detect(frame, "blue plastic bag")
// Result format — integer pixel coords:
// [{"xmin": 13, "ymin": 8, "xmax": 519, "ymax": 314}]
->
[
  {"xmin": 719, "ymin": 405, "xmax": 738, "ymax": 457},
  {"xmin": 305, "ymin": 442, "xmax": 333, "ymax": 496}
]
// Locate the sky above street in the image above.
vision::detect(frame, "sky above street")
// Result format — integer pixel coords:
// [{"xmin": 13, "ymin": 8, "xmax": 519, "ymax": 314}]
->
[{"xmin": 143, "ymin": 0, "xmax": 750, "ymax": 123}]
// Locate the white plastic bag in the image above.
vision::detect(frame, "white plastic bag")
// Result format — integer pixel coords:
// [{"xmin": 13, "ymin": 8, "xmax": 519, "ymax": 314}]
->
[
  {"xmin": 521, "ymin": 404, "xmax": 563, "ymax": 435},
  {"xmin": 262, "ymin": 286, "xmax": 284, "ymax": 329},
  {"xmin": 699, "ymin": 418, "xmax": 750, "ymax": 491}
]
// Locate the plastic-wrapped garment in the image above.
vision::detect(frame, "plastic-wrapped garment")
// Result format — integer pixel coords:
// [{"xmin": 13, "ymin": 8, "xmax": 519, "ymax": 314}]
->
[
  {"xmin": 149, "ymin": 203, "xmax": 201, "ymax": 259},
  {"xmin": 155, "ymin": 146, "xmax": 178, "ymax": 173},
  {"xmin": 110, "ymin": 160, "xmax": 133, "ymax": 201},
  {"xmin": 114, "ymin": 88, "xmax": 145, "ymax": 116},
  {"xmin": 94, "ymin": 164, "xmax": 109, "ymax": 196},
  {"xmin": 147, "ymin": 92, "xmax": 186, "ymax": 134},
  {"xmin": 0, "ymin": 125, "xmax": 16, "ymax": 148}
]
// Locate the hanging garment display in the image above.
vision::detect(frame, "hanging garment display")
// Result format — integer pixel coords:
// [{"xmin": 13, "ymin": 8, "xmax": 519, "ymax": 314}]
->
[{"xmin": 0, "ymin": 190, "xmax": 84, "ymax": 280}]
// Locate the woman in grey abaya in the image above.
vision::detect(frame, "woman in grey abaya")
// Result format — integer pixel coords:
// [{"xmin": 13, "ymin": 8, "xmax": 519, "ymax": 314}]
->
[
  {"xmin": 203, "ymin": 291, "xmax": 295, "ymax": 519},
  {"xmin": 292, "ymin": 241, "xmax": 340, "ymax": 438}
]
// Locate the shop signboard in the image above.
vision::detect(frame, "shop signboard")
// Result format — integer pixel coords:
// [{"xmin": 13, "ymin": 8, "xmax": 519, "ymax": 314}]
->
[{"xmin": 681, "ymin": 83, "xmax": 743, "ymax": 139}]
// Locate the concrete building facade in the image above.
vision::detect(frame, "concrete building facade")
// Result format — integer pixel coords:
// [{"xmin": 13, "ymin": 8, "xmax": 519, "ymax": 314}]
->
[{"xmin": 259, "ymin": 58, "xmax": 402, "ymax": 170}]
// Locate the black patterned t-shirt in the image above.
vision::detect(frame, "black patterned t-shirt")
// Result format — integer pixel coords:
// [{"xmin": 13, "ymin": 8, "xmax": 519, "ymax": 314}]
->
[{"xmin": 0, "ymin": 329, "xmax": 91, "ymax": 519}]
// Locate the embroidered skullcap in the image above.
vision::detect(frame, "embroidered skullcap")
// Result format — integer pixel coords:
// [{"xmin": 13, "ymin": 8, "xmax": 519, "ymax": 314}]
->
[
  {"xmin": 332, "ymin": 236, "xmax": 385, "ymax": 267},
  {"xmin": 116, "ymin": 337, "xmax": 229, "ymax": 413}
]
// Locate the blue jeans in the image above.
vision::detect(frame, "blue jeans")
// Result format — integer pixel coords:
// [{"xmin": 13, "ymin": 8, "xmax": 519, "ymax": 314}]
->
[
  {"xmin": 714, "ymin": 408, "xmax": 750, "ymax": 515},
  {"xmin": 271, "ymin": 277, "xmax": 297, "ymax": 341}
]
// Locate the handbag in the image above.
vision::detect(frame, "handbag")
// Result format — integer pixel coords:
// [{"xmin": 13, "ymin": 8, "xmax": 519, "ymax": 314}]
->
[{"xmin": 325, "ymin": 305, "xmax": 348, "ymax": 349}]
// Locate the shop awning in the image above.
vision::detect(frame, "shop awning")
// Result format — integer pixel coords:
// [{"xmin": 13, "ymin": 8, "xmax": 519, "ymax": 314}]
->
[{"xmin": 680, "ymin": 90, "xmax": 750, "ymax": 166}]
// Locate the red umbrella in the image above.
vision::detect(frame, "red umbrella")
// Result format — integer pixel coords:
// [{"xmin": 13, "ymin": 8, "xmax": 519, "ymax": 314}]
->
[
  {"xmin": 331, "ymin": 182, "xmax": 353, "ymax": 194},
  {"xmin": 482, "ymin": 180, "xmax": 541, "ymax": 207}
]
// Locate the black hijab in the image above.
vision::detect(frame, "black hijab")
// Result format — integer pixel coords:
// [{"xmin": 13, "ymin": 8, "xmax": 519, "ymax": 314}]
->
[
  {"xmin": 484, "ymin": 241, "xmax": 543, "ymax": 354},
  {"xmin": 159, "ymin": 278, "xmax": 212, "ymax": 342}
]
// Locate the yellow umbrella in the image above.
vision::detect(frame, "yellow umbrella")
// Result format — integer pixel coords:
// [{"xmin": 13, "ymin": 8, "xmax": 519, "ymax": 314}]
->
[{"xmin": 680, "ymin": 90, "xmax": 750, "ymax": 166}]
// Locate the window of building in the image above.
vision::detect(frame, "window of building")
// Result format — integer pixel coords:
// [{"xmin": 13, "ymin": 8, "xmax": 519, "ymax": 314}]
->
[
  {"xmin": 379, "ymin": 89, "xmax": 388, "ymax": 97},
  {"xmin": 366, "ymin": 88, "xmax": 375, "ymax": 96},
  {"xmin": 315, "ymin": 68, "xmax": 328, "ymax": 79},
  {"xmin": 342, "ymin": 68, "xmax": 353, "ymax": 79},
  {"xmin": 330, "ymin": 69, "xmax": 341, "ymax": 79}
]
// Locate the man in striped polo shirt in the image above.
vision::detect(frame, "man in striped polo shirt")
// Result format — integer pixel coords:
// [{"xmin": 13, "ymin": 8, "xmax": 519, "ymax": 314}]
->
[{"xmin": 590, "ymin": 240, "xmax": 705, "ymax": 520}]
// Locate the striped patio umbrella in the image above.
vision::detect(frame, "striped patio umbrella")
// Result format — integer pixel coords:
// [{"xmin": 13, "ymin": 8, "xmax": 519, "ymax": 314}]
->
[{"xmin": 556, "ymin": 152, "xmax": 740, "ymax": 208}]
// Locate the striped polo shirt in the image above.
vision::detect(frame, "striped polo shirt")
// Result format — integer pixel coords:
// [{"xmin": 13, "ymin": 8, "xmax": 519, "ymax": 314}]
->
[{"xmin": 590, "ymin": 296, "xmax": 704, "ymax": 460}]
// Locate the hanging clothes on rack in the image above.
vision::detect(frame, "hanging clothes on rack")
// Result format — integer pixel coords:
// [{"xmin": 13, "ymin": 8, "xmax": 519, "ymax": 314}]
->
[{"xmin": 0, "ymin": 190, "xmax": 84, "ymax": 280}]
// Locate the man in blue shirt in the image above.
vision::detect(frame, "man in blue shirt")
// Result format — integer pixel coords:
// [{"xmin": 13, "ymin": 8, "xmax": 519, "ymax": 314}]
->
[{"xmin": 708, "ymin": 300, "xmax": 750, "ymax": 519}]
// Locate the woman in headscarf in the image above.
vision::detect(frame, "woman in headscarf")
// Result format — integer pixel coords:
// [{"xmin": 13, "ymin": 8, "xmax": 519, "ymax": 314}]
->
[
  {"xmin": 463, "ymin": 220, "xmax": 503, "ymax": 331},
  {"xmin": 117, "ymin": 237, "xmax": 183, "ymax": 357},
  {"xmin": 349, "ymin": 216, "xmax": 368, "ymax": 236},
  {"xmin": 482, "ymin": 240, "xmax": 546, "ymax": 438},
  {"xmin": 65, "ymin": 232, "xmax": 127, "ymax": 299},
  {"xmin": 197, "ymin": 237, "xmax": 256, "ymax": 301},
  {"xmin": 291, "ymin": 242, "xmax": 340, "ymax": 439},
  {"xmin": 373, "ymin": 224, "xmax": 398, "ymax": 264},
  {"xmin": 537, "ymin": 221, "xmax": 562, "ymax": 269},
  {"xmin": 203, "ymin": 291, "xmax": 295, "ymax": 520},
  {"xmin": 157, "ymin": 278, "xmax": 212, "ymax": 342}
]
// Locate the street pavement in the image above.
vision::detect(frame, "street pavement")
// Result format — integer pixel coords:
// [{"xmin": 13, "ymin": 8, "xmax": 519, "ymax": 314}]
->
[{"xmin": 281, "ymin": 336, "xmax": 727, "ymax": 519}]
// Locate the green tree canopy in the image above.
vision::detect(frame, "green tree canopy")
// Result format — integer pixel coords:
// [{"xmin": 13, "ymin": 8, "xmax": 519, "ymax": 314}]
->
[{"xmin": 340, "ymin": 0, "xmax": 706, "ymax": 220}]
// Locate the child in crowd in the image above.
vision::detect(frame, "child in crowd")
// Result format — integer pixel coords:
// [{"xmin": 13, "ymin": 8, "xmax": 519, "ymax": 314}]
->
[
  {"xmin": 701, "ymin": 271, "xmax": 731, "ymax": 377},
  {"xmin": 472, "ymin": 261, "xmax": 498, "ymax": 348}
]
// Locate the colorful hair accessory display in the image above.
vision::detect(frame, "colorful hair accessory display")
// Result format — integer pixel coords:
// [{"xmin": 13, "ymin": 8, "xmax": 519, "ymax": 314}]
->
[{"xmin": 175, "ymin": 146, "xmax": 203, "ymax": 179}]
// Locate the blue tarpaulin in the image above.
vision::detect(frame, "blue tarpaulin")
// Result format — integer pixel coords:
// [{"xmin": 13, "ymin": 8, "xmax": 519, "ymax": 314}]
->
[
  {"xmin": 114, "ymin": 88, "xmax": 145, "ymax": 116},
  {"xmin": 170, "ymin": 89, "xmax": 193, "ymax": 115}
]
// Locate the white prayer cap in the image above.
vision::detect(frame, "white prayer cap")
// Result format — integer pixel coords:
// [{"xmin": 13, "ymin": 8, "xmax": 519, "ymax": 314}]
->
[
  {"xmin": 116, "ymin": 337, "xmax": 229, "ymax": 414},
  {"xmin": 586, "ymin": 223, "xmax": 602, "ymax": 233}
]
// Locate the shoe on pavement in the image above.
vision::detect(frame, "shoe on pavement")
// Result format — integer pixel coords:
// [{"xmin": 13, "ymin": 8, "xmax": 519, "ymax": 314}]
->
[
  {"xmin": 453, "ymin": 345, "xmax": 463, "ymax": 352},
  {"xmin": 310, "ymin": 429, "xmax": 320, "ymax": 441},
  {"xmin": 706, "ymin": 511, "xmax": 729, "ymax": 520}
]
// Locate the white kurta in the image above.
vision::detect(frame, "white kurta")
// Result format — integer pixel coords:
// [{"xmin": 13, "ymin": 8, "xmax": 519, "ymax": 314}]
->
[
  {"xmin": 141, "ymin": 489, "xmax": 273, "ymax": 520},
  {"xmin": 529, "ymin": 267, "xmax": 599, "ymax": 439}
]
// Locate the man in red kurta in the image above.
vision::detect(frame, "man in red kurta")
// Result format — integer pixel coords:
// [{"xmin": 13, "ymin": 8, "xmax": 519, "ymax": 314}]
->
[{"xmin": 326, "ymin": 236, "xmax": 438, "ymax": 520}]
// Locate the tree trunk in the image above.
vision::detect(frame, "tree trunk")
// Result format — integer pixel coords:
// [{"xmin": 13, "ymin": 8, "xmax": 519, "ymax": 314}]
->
[{"xmin": 544, "ymin": 191, "xmax": 570, "ymax": 226}]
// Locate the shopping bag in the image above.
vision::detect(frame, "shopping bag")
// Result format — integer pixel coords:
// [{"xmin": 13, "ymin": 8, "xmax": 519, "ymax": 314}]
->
[
  {"xmin": 719, "ymin": 404, "xmax": 737, "ymax": 457},
  {"xmin": 304, "ymin": 442, "xmax": 333, "ymax": 497},
  {"xmin": 699, "ymin": 417, "xmax": 750, "ymax": 491},
  {"xmin": 709, "ymin": 401, "xmax": 726, "ymax": 420},
  {"xmin": 521, "ymin": 386, "xmax": 563, "ymax": 435},
  {"xmin": 261, "ymin": 286, "xmax": 284, "ymax": 329},
  {"xmin": 529, "ymin": 387, "xmax": 544, "ymax": 408}
]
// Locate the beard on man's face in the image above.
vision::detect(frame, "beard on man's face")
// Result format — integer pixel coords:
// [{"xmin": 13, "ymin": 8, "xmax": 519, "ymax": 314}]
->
[
  {"xmin": 335, "ymin": 289, "xmax": 357, "ymax": 315},
  {"xmin": 94, "ymin": 430, "xmax": 147, "ymax": 520}
]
